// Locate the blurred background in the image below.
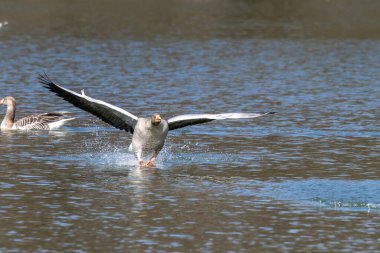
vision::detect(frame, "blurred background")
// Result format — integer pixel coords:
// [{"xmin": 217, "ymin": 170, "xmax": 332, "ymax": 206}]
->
[{"xmin": 1, "ymin": 0, "xmax": 380, "ymax": 39}]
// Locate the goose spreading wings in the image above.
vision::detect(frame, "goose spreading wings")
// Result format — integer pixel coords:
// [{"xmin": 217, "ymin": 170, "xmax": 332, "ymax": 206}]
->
[
  {"xmin": 0, "ymin": 96, "xmax": 74, "ymax": 131},
  {"xmin": 39, "ymin": 73, "xmax": 275, "ymax": 167}
]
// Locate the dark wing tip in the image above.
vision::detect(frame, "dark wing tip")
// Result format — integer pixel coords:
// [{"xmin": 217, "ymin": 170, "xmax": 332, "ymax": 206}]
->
[
  {"xmin": 267, "ymin": 112, "xmax": 276, "ymax": 114},
  {"xmin": 38, "ymin": 73, "xmax": 136, "ymax": 134},
  {"xmin": 37, "ymin": 72, "xmax": 54, "ymax": 87}
]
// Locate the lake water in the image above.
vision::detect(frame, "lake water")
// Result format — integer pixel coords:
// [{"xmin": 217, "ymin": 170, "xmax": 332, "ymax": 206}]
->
[{"xmin": 1, "ymin": 1, "xmax": 380, "ymax": 252}]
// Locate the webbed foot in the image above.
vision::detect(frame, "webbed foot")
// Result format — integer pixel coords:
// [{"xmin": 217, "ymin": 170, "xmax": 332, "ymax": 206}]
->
[{"xmin": 146, "ymin": 161, "xmax": 155, "ymax": 167}]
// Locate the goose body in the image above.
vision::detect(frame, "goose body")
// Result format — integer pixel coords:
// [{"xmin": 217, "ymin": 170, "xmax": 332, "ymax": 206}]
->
[
  {"xmin": 0, "ymin": 96, "xmax": 74, "ymax": 131},
  {"xmin": 39, "ymin": 73, "xmax": 275, "ymax": 166},
  {"xmin": 129, "ymin": 117, "xmax": 169, "ymax": 162}
]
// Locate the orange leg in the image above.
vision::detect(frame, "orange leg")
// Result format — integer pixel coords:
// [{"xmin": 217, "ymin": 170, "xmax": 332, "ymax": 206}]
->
[{"xmin": 146, "ymin": 150, "xmax": 160, "ymax": 167}]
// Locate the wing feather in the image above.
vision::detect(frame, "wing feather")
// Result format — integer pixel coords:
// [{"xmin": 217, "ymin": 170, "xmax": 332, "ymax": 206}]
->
[
  {"xmin": 14, "ymin": 112, "xmax": 72, "ymax": 130},
  {"xmin": 38, "ymin": 73, "xmax": 138, "ymax": 133},
  {"xmin": 168, "ymin": 112, "xmax": 275, "ymax": 131}
]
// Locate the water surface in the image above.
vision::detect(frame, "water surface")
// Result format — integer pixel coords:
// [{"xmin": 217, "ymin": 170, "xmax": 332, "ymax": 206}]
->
[{"xmin": 1, "ymin": 1, "xmax": 380, "ymax": 252}]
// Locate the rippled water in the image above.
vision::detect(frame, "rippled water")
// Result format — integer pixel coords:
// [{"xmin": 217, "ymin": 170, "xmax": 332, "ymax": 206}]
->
[{"xmin": 1, "ymin": 1, "xmax": 380, "ymax": 252}]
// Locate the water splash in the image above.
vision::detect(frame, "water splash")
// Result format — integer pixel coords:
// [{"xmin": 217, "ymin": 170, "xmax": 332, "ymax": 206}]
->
[
  {"xmin": 79, "ymin": 146, "xmax": 237, "ymax": 170},
  {"xmin": 75, "ymin": 130, "xmax": 241, "ymax": 169}
]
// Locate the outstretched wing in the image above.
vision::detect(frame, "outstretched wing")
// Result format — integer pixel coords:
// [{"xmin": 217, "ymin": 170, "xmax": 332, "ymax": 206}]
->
[
  {"xmin": 38, "ymin": 73, "xmax": 138, "ymax": 134},
  {"xmin": 168, "ymin": 112, "xmax": 275, "ymax": 131}
]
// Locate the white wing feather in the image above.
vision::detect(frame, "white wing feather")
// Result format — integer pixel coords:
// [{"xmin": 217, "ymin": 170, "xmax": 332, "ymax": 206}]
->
[{"xmin": 168, "ymin": 112, "xmax": 274, "ymax": 131}]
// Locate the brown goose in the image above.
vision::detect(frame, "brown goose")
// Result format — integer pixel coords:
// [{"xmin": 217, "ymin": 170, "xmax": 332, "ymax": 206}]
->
[
  {"xmin": 0, "ymin": 96, "xmax": 75, "ymax": 131},
  {"xmin": 39, "ymin": 73, "xmax": 275, "ymax": 167}
]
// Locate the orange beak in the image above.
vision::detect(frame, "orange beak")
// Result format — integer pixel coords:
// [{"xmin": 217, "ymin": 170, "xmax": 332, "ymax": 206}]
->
[
  {"xmin": 0, "ymin": 99, "xmax": 3, "ymax": 105},
  {"xmin": 152, "ymin": 114, "xmax": 162, "ymax": 125},
  {"xmin": 155, "ymin": 115, "xmax": 162, "ymax": 124}
]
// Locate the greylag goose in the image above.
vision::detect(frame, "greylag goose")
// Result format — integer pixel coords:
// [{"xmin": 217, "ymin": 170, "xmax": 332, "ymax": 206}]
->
[
  {"xmin": 0, "ymin": 96, "xmax": 74, "ymax": 131},
  {"xmin": 39, "ymin": 73, "xmax": 275, "ymax": 167}
]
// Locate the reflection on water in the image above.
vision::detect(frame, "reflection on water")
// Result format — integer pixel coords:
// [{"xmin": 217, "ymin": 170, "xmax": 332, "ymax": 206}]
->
[{"xmin": 1, "ymin": 1, "xmax": 380, "ymax": 252}]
